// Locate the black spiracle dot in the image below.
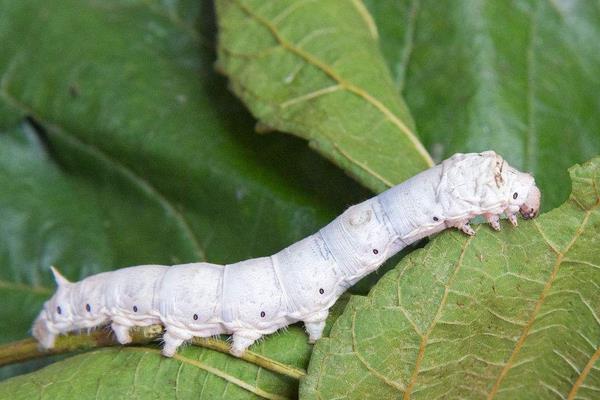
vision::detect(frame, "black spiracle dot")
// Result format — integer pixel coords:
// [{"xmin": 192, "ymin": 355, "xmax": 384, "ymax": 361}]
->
[
  {"xmin": 133, "ymin": 305, "xmax": 138, "ymax": 313},
  {"xmin": 433, "ymin": 216, "xmax": 439, "ymax": 221},
  {"xmin": 513, "ymin": 192, "xmax": 519, "ymax": 199},
  {"xmin": 319, "ymin": 288, "xmax": 324, "ymax": 294},
  {"xmin": 193, "ymin": 314, "xmax": 198, "ymax": 321},
  {"xmin": 85, "ymin": 304, "xmax": 91, "ymax": 312},
  {"xmin": 56, "ymin": 306, "xmax": 62, "ymax": 315},
  {"xmin": 260, "ymin": 311, "xmax": 266, "ymax": 318},
  {"xmin": 372, "ymin": 249, "xmax": 379, "ymax": 255}
]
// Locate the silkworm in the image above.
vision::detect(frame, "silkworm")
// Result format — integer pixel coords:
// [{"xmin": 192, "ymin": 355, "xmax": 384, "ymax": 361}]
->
[{"xmin": 32, "ymin": 151, "xmax": 541, "ymax": 357}]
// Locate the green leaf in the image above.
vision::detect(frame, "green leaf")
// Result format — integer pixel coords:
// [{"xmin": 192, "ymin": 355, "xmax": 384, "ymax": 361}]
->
[
  {"xmin": 215, "ymin": 0, "xmax": 433, "ymax": 193},
  {"xmin": 301, "ymin": 157, "xmax": 600, "ymax": 399},
  {"xmin": 0, "ymin": 346, "xmax": 300, "ymax": 400},
  {"xmin": 0, "ymin": 0, "xmax": 369, "ymax": 392},
  {"xmin": 365, "ymin": 0, "xmax": 600, "ymax": 210}
]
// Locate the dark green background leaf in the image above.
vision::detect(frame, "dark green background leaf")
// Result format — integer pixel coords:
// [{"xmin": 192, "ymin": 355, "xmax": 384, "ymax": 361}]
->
[{"xmin": 365, "ymin": 0, "xmax": 600, "ymax": 210}]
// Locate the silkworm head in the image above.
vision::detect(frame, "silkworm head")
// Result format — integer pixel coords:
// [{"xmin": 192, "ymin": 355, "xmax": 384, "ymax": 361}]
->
[
  {"xmin": 507, "ymin": 171, "xmax": 540, "ymax": 219},
  {"xmin": 519, "ymin": 185, "xmax": 541, "ymax": 219}
]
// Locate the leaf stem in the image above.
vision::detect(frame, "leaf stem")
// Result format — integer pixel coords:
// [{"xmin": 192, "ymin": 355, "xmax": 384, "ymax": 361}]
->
[{"xmin": 0, "ymin": 326, "xmax": 306, "ymax": 380}]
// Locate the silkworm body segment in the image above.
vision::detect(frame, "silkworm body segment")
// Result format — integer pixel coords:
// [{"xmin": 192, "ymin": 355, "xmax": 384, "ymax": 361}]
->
[{"xmin": 32, "ymin": 151, "xmax": 540, "ymax": 357}]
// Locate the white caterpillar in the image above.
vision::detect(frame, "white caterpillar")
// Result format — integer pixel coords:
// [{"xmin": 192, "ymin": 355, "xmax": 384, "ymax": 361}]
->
[{"xmin": 32, "ymin": 151, "xmax": 541, "ymax": 357}]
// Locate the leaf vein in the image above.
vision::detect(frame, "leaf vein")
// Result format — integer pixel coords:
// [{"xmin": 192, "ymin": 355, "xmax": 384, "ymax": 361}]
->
[
  {"xmin": 231, "ymin": 0, "xmax": 434, "ymax": 171},
  {"xmin": 350, "ymin": 0, "xmax": 378, "ymax": 39},
  {"xmin": 403, "ymin": 229, "xmax": 478, "ymax": 399},
  {"xmin": 280, "ymin": 84, "xmax": 342, "ymax": 108},
  {"xmin": 524, "ymin": 4, "xmax": 539, "ymax": 172},
  {"xmin": 350, "ymin": 307, "xmax": 406, "ymax": 391},
  {"xmin": 395, "ymin": 0, "xmax": 420, "ymax": 92},
  {"xmin": 486, "ymin": 210, "xmax": 592, "ymax": 399}
]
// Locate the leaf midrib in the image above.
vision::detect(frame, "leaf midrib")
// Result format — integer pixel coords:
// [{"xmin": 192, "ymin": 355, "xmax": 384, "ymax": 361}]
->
[
  {"xmin": 567, "ymin": 345, "xmax": 600, "ymax": 400},
  {"xmin": 486, "ymin": 201, "xmax": 599, "ymax": 399},
  {"xmin": 402, "ymin": 228, "xmax": 478, "ymax": 399},
  {"xmin": 231, "ymin": 0, "xmax": 434, "ymax": 178}
]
